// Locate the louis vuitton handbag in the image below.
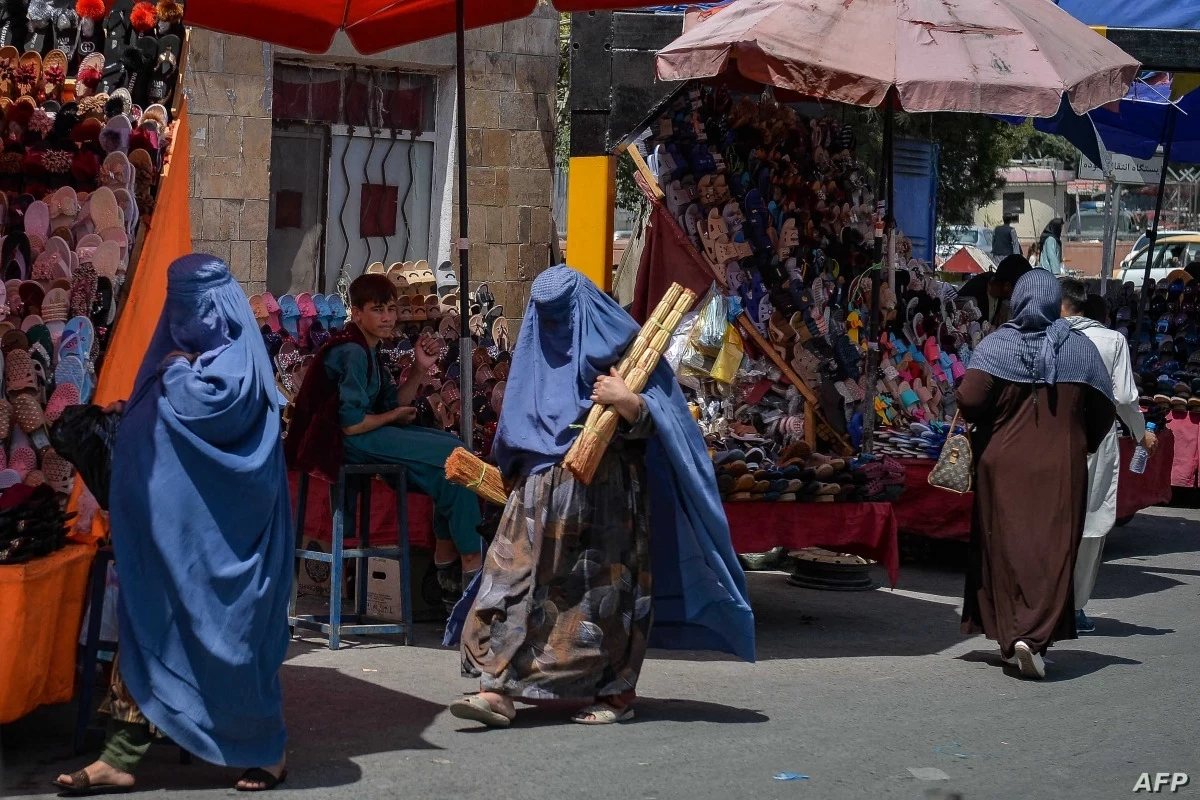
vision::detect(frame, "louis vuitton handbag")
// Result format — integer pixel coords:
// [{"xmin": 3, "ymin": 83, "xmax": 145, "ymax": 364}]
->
[{"xmin": 928, "ymin": 412, "xmax": 973, "ymax": 494}]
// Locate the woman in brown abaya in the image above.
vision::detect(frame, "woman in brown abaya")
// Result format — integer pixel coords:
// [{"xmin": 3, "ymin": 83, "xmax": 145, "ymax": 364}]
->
[{"xmin": 955, "ymin": 269, "xmax": 1115, "ymax": 679}]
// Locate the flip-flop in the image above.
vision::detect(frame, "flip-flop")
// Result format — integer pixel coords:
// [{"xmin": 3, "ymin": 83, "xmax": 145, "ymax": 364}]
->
[
  {"xmin": 448, "ymin": 695, "xmax": 513, "ymax": 728},
  {"xmin": 312, "ymin": 294, "xmax": 332, "ymax": 330},
  {"xmin": 435, "ymin": 260, "xmax": 458, "ymax": 297},
  {"xmin": 571, "ymin": 703, "xmax": 635, "ymax": 725},
  {"xmin": 147, "ymin": 32, "xmax": 179, "ymax": 105},
  {"xmin": 296, "ymin": 292, "xmax": 318, "ymax": 344},
  {"xmin": 55, "ymin": 354, "xmax": 88, "ymax": 399}
]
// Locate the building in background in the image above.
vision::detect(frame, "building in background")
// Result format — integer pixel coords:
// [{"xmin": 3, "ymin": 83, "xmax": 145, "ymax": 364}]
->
[{"xmin": 181, "ymin": 7, "xmax": 559, "ymax": 323}]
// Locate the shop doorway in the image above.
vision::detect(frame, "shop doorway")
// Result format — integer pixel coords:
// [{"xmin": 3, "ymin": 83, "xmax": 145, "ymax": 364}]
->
[{"xmin": 267, "ymin": 124, "xmax": 329, "ymax": 295}]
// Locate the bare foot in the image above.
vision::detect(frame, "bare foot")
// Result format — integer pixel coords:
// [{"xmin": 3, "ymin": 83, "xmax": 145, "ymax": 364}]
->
[
  {"xmin": 477, "ymin": 691, "xmax": 516, "ymax": 718},
  {"xmin": 55, "ymin": 760, "xmax": 135, "ymax": 791},
  {"xmin": 461, "ymin": 552, "xmax": 483, "ymax": 574},
  {"xmin": 235, "ymin": 759, "xmax": 287, "ymax": 791}
]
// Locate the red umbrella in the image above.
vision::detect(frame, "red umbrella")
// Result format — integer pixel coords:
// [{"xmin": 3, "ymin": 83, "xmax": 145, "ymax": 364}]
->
[
  {"xmin": 185, "ymin": 0, "xmax": 657, "ymax": 54},
  {"xmin": 184, "ymin": 0, "xmax": 665, "ymax": 444}
]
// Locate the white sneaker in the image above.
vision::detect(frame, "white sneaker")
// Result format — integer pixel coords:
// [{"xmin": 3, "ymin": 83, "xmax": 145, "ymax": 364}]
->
[{"xmin": 1014, "ymin": 641, "xmax": 1045, "ymax": 679}]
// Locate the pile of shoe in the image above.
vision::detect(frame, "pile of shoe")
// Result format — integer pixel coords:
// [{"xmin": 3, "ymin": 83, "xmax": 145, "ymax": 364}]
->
[
  {"xmin": 0, "ymin": 481, "xmax": 71, "ymax": 563},
  {"xmin": 712, "ymin": 441, "xmax": 902, "ymax": 503},
  {"xmin": 268, "ymin": 266, "xmax": 514, "ymax": 457}
]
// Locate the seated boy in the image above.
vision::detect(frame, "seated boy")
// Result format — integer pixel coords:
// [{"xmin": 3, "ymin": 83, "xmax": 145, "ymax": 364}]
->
[{"xmin": 286, "ymin": 274, "xmax": 483, "ymax": 600}]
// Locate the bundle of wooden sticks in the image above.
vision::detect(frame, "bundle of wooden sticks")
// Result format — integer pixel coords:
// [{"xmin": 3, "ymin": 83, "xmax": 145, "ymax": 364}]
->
[{"xmin": 562, "ymin": 283, "xmax": 696, "ymax": 485}]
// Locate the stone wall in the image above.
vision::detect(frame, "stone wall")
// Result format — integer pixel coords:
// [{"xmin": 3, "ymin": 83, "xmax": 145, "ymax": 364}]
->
[
  {"xmin": 184, "ymin": 30, "xmax": 273, "ymax": 295},
  {"xmin": 458, "ymin": 6, "xmax": 559, "ymax": 320},
  {"xmin": 182, "ymin": 14, "xmax": 559, "ymax": 310}
]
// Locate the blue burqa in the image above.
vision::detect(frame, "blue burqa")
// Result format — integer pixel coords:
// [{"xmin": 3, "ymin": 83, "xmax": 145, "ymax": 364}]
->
[
  {"xmin": 489, "ymin": 265, "xmax": 755, "ymax": 662},
  {"xmin": 110, "ymin": 254, "xmax": 293, "ymax": 767}
]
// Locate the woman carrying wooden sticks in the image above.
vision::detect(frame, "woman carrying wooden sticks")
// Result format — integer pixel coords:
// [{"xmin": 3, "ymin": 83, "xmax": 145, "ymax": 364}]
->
[{"xmin": 447, "ymin": 265, "xmax": 754, "ymax": 728}]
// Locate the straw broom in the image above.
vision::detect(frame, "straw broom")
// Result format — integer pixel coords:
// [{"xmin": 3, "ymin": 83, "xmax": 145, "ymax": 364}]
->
[
  {"xmin": 562, "ymin": 283, "xmax": 697, "ymax": 485},
  {"xmin": 445, "ymin": 448, "xmax": 507, "ymax": 506}
]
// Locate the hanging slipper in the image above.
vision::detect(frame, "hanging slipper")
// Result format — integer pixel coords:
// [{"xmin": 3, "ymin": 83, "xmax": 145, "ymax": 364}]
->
[
  {"xmin": 326, "ymin": 294, "xmax": 347, "ymax": 330},
  {"xmin": 24, "ymin": 0, "xmax": 53, "ymax": 53},
  {"xmin": 41, "ymin": 448, "xmax": 75, "ymax": 495},
  {"xmin": 75, "ymin": 51, "xmax": 104, "ymax": 99},
  {"xmin": 101, "ymin": 151, "xmax": 132, "ymax": 191},
  {"xmin": 24, "ymin": 200, "xmax": 50, "ymax": 258},
  {"xmin": 435, "ymin": 260, "xmax": 458, "ymax": 298},
  {"xmin": 98, "ymin": 0, "xmax": 134, "ymax": 95},
  {"xmin": 15, "ymin": 51, "xmax": 40, "ymax": 98},
  {"xmin": 88, "ymin": 186, "xmax": 121, "ymax": 232},
  {"xmin": 38, "ymin": 48, "xmax": 67, "ymax": 102},
  {"xmin": 54, "ymin": 352, "xmax": 88, "ymax": 398},
  {"xmin": 122, "ymin": 33, "xmax": 157, "ymax": 107},
  {"xmin": 295, "ymin": 292, "xmax": 318, "ymax": 346},
  {"xmin": 278, "ymin": 294, "xmax": 301, "ymax": 339},
  {"xmin": 101, "ymin": 113, "xmax": 132, "ymax": 153},
  {"xmin": 128, "ymin": 148, "xmax": 155, "ymax": 213}
]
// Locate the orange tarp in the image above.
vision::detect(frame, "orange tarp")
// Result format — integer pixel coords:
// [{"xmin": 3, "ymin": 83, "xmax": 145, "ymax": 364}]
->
[
  {"xmin": 69, "ymin": 103, "xmax": 194, "ymax": 546},
  {"xmin": 0, "ymin": 544, "xmax": 95, "ymax": 723}
]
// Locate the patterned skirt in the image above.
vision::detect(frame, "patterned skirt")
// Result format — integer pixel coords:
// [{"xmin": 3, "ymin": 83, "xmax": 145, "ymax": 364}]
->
[{"xmin": 461, "ymin": 446, "xmax": 653, "ymax": 700}]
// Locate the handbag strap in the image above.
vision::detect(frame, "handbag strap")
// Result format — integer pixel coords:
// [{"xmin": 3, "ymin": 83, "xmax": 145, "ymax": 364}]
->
[{"xmin": 949, "ymin": 410, "xmax": 961, "ymax": 434}]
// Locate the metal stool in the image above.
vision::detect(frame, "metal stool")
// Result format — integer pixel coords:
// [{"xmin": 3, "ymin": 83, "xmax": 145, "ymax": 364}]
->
[{"xmin": 289, "ymin": 465, "xmax": 413, "ymax": 650}]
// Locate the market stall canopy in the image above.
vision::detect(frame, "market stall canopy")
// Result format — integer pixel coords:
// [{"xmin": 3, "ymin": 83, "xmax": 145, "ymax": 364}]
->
[
  {"xmin": 1022, "ymin": 79, "xmax": 1200, "ymax": 165},
  {"xmin": 1050, "ymin": 0, "xmax": 1200, "ymax": 30},
  {"xmin": 941, "ymin": 245, "xmax": 991, "ymax": 275},
  {"xmin": 184, "ymin": 0, "xmax": 665, "ymax": 54},
  {"xmin": 655, "ymin": 0, "xmax": 1140, "ymax": 116}
]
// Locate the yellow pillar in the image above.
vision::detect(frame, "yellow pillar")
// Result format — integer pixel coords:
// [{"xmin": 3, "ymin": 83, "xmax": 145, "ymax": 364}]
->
[{"xmin": 566, "ymin": 154, "xmax": 617, "ymax": 292}]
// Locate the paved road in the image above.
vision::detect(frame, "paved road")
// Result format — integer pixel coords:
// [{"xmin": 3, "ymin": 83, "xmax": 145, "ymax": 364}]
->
[{"xmin": 4, "ymin": 506, "xmax": 1198, "ymax": 800}]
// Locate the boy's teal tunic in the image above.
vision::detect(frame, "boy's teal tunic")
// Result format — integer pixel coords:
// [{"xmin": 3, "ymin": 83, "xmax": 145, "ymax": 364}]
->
[{"xmin": 324, "ymin": 343, "xmax": 482, "ymax": 555}]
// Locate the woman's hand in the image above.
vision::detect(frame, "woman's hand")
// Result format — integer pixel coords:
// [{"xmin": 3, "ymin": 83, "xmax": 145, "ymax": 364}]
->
[
  {"xmin": 164, "ymin": 350, "xmax": 197, "ymax": 364},
  {"xmin": 592, "ymin": 368, "xmax": 644, "ymax": 424},
  {"xmin": 102, "ymin": 401, "xmax": 126, "ymax": 415}
]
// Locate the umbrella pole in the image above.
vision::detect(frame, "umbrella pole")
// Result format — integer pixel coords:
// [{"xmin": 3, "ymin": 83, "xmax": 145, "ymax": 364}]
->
[
  {"xmin": 456, "ymin": 0, "xmax": 473, "ymax": 448},
  {"xmin": 1134, "ymin": 106, "xmax": 1177, "ymax": 356},
  {"xmin": 862, "ymin": 97, "xmax": 895, "ymax": 456}
]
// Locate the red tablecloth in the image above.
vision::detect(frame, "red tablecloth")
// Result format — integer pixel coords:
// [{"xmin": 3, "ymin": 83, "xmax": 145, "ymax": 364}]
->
[
  {"xmin": 1166, "ymin": 411, "xmax": 1200, "ymax": 488},
  {"xmin": 892, "ymin": 429, "xmax": 1174, "ymax": 541},
  {"xmin": 289, "ymin": 474, "xmax": 899, "ymax": 585},
  {"xmin": 724, "ymin": 502, "xmax": 899, "ymax": 586},
  {"xmin": 289, "ymin": 472, "xmax": 436, "ymax": 549},
  {"xmin": 892, "ymin": 460, "xmax": 974, "ymax": 541}
]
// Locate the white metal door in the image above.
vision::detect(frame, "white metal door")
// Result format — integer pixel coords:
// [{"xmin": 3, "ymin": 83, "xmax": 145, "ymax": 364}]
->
[{"xmin": 324, "ymin": 128, "xmax": 436, "ymax": 295}]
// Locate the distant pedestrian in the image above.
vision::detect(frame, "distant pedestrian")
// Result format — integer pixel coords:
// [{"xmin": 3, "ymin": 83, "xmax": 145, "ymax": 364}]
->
[
  {"xmin": 1060, "ymin": 281, "xmax": 1157, "ymax": 633},
  {"xmin": 991, "ymin": 215, "xmax": 1021, "ymax": 259},
  {"xmin": 956, "ymin": 270, "xmax": 1116, "ymax": 679},
  {"xmin": 956, "ymin": 255, "xmax": 1031, "ymax": 329},
  {"xmin": 1038, "ymin": 218, "xmax": 1065, "ymax": 275}
]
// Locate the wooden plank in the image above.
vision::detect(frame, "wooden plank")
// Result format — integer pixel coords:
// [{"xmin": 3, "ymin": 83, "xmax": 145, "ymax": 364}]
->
[
  {"xmin": 735, "ymin": 312, "xmax": 855, "ymax": 457},
  {"xmin": 625, "ymin": 146, "xmax": 664, "ymax": 199}
]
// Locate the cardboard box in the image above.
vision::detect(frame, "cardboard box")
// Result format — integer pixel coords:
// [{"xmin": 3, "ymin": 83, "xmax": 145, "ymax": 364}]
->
[
  {"xmin": 364, "ymin": 551, "xmax": 443, "ymax": 622},
  {"xmin": 296, "ymin": 537, "xmax": 352, "ymax": 601}
]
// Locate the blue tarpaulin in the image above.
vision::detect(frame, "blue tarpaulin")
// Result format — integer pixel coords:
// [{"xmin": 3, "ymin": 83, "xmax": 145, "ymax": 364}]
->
[
  {"xmin": 1051, "ymin": 1, "xmax": 1200, "ymax": 30},
  {"xmin": 1015, "ymin": 80, "xmax": 1200, "ymax": 167}
]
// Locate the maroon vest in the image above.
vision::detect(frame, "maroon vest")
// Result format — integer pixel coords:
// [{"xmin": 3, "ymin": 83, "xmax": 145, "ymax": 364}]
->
[{"xmin": 284, "ymin": 323, "xmax": 379, "ymax": 483}]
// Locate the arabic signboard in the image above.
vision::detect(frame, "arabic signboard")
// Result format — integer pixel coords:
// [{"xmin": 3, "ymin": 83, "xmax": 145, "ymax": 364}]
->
[{"xmin": 1079, "ymin": 153, "xmax": 1164, "ymax": 185}]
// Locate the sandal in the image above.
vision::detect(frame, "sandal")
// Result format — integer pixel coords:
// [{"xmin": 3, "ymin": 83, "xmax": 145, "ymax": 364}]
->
[
  {"xmin": 449, "ymin": 694, "xmax": 513, "ymax": 728},
  {"xmin": 572, "ymin": 702, "xmax": 635, "ymax": 725},
  {"xmin": 235, "ymin": 768, "xmax": 287, "ymax": 793},
  {"xmin": 52, "ymin": 770, "xmax": 133, "ymax": 796}
]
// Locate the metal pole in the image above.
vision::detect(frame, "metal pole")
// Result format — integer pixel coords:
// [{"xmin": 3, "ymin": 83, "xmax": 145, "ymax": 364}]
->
[
  {"xmin": 861, "ymin": 96, "xmax": 895, "ymax": 456},
  {"xmin": 1134, "ymin": 106, "xmax": 1177, "ymax": 353},
  {"xmin": 456, "ymin": 0, "xmax": 473, "ymax": 449},
  {"xmin": 1100, "ymin": 177, "xmax": 1116, "ymax": 296}
]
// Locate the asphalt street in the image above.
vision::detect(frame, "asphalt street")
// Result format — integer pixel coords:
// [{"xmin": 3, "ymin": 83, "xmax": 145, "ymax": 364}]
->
[{"xmin": 3, "ymin": 505, "xmax": 1198, "ymax": 800}]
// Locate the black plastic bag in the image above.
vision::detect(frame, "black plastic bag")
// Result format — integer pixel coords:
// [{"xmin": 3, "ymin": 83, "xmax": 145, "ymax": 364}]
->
[{"xmin": 49, "ymin": 405, "xmax": 122, "ymax": 511}]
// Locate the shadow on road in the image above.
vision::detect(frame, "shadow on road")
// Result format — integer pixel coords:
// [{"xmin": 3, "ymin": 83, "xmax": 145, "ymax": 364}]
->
[{"xmin": 957, "ymin": 648, "xmax": 1141, "ymax": 682}]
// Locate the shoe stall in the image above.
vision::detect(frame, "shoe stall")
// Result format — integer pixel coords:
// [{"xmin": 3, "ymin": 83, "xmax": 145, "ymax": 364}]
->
[
  {"xmin": 1, "ymin": 0, "xmax": 192, "ymax": 724},
  {"xmin": 621, "ymin": 81, "xmax": 916, "ymax": 584}
]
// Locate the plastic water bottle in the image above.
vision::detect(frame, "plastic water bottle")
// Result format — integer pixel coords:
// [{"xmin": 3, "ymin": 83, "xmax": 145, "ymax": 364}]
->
[{"xmin": 1130, "ymin": 423, "xmax": 1156, "ymax": 475}]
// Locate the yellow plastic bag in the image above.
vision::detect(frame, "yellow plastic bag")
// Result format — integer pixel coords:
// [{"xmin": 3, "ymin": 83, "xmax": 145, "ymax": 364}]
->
[{"xmin": 710, "ymin": 324, "xmax": 745, "ymax": 384}]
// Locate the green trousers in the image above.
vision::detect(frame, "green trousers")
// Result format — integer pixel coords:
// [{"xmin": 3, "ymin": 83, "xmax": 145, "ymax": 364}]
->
[{"xmin": 98, "ymin": 718, "xmax": 153, "ymax": 775}]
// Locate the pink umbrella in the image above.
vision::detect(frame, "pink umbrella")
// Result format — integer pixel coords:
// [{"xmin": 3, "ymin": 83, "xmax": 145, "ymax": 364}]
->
[{"xmin": 656, "ymin": 0, "xmax": 1139, "ymax": 116}]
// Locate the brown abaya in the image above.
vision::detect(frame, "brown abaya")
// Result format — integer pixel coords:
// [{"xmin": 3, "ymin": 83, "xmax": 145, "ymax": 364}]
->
[{"xmin": 956, "ymin": 369, "xmax": 1115, "ymax": 658}]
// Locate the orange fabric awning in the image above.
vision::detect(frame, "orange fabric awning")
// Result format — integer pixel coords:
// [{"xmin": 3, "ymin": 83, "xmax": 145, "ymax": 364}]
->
[{"xmin": 184, "ymin": 0, "xmax": 666, "ymax": 54}]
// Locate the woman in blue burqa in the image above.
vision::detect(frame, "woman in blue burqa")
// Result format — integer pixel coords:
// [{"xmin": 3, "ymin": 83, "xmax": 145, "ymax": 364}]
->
[
  {"xmin": 56, "ymin": 255, "xmax": 293, "ymax": 794},
  {"xmin": 448, "ymin": 265, "xmax": 755, "ymax": 728}
]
